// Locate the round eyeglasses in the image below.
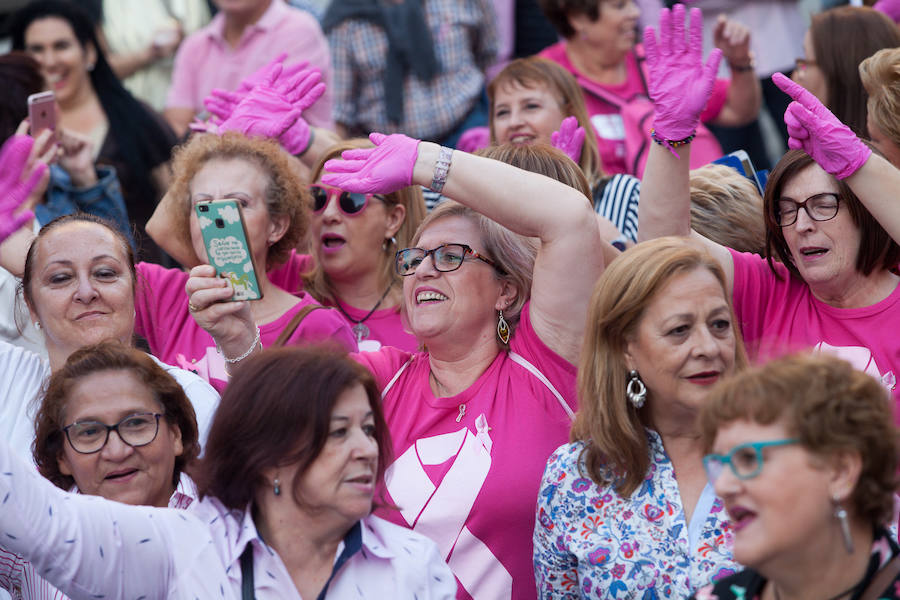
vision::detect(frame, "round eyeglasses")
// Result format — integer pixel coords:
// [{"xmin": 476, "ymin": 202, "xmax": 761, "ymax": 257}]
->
[
  {"xmin": 703, "ymin": 438, "xmax": 799, "ymax": 484},
  {"xmin": 310, "ymin": 184, "xmax": 383, "ymax": 216},
  {"xmin": 62, "ymin": 412, "xmax": 163, "ymax": 454},
  {"xmin": 775, "ymin": 193, "xmax": 840, "ymax": 227},
  {"xmin": 395, "ymin": 243, "xmax": 505, "ymax": 277}
]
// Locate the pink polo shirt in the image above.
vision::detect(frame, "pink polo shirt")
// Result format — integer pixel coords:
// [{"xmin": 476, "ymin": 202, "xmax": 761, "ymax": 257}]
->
[{"xmin": 166, "ymin": 0, "xmax": 334, "ymax": 130}]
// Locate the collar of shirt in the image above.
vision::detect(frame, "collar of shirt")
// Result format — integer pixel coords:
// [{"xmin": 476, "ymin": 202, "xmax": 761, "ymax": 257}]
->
[{"xmin": 207, "ymin": 0, "xmax": 289, "ymax": 44}]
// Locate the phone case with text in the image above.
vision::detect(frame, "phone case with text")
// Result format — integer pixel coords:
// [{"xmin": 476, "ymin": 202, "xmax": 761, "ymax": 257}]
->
[{"xmin": 195, "ymin": 200, "xmax": 263, "ymax": 301}]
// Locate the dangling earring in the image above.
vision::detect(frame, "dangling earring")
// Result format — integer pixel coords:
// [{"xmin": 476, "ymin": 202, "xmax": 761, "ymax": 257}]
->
[
  {"xmin": 33, "ymin": 321, "xmax": 41, "ymax": 331},
  {"xmin": 626, "ymin": 370, "xmax": 647, "ymax": 408},
  {"xmin": 382, "ymin": 236, "xmax": 397, "ymax": 251},
  {"xmin": 834, "ymin": 499, "xmax": 854, "ymax": 553},
  {"xmin": 497, "ymin": 310, "xmax": 510, "ymax": 344},
  {"xmin": 273, "ymin": 477, "xmax": 281, "ymax": 497}
]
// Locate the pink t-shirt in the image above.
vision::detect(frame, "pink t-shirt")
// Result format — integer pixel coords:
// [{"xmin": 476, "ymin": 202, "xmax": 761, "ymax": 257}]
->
[
  {"xmin": 539, "ymin": 41, "xmax": 728, "ymax": 175},
  {"xmin": 134, "ymin": 262, "xmax": 356, "ymax": 392},
  {"xmin": 355, "ymin": 303, "xmax": 577, "ymax": 600},
  {"xmin": 730, "ymin": 249, "xmax": 900, "ymax": 416},
  {"xmin": 166, "ymin": 0, "xmax": 334, "ymax": 130}
]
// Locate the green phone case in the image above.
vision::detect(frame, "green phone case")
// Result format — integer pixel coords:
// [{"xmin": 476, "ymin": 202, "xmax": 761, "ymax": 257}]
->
[{"xmin": 195, "ymin": 199, "xmax": 263, "ymax": 301}]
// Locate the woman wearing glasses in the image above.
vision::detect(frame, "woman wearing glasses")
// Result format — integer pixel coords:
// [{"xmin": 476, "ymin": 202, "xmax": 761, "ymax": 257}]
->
[
  {"xmin": 272, "ymin": 139, "xmax": 426, "ymax": 352},
  {"xmin": 638, "ymin": 7, "xmax": 900, "ymax": 414},
  {"xmin": 693, "ymin": 353, "xmax": 900, "ymax": 600},
  {"xmin": 319, "ymin": 130, "xmax": 603, "ymax": 599},
  {"xmin": 534, "ymin": 237, "xmax": 746, "ymax": 598},
  {"xmin": 1, "ymin": 340, "xmax": 200, "ymax": 600}
]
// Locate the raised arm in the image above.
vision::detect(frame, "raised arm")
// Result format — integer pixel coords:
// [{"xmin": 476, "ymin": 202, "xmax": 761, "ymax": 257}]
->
[
  {"xmin": 0, "ymin": 134, "xmax": 49, "ymax": 275},
  {"xmin": 709, "ymin": 15, "xmax": 761, "ymax": 127},
  {"xmin": 773, "ymin": 72, "xmax": 900, "ymax": 245},
  {"xmin": 636, "ymin": 5, "xmax": 735, "ymax": 291},
  {"xmin": 322, "ymin": 133, "xmax": 603, "ymax": 364}
]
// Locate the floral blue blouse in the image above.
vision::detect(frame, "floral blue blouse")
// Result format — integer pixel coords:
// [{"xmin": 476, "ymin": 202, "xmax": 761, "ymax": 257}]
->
[{"xmin": 533, "ymin": 430, "xmax": 739, "ymax": 599}]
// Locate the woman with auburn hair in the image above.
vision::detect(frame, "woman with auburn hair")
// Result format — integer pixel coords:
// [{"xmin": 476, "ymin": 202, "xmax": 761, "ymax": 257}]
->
[
  {"xmin": 1, "ymin": 340, "xmax": 200, "ymax": 600},
  {"xmin": 0, "ymin": 346, "xmax": 456, "ymax": 599},
  {"xmin": 693, "ymin": 353, "xmax": 900, "ymax": 600},
  {"xmin": 488, "ymin": 57, "xmax": 641, "ymax": 242},
  {"xmin": 277, "ymin": 139, "xmax": 426, "ymax": 352},
  {"xmin": 534, "ymin": 237, "xmax": 746, "ymax": 598},
  {"xmin": 860, "ymin": 47, "xmax": 900, "ymax": 168},
  {"xmin": 793, "ymin": 5, "xmax": 900, "ymax": 138}
]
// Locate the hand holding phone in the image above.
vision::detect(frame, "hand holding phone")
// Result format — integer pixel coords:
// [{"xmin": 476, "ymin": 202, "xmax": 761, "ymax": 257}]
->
[{"xmin": 194, "ymin": 199, "xmax": 263, "ymax": 301}]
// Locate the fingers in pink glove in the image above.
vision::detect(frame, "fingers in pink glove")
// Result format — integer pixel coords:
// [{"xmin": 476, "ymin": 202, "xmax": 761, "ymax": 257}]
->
[
  {"xmin": 204, "ymin": 89, "xmax": 240, "ymax": 121},
  {"xmin": 771, "ymin": 72, "xmax": 830, "ymax": 119},
  {"xmin": 280, "ymin": 59, "xmax": 312, "ymax": 82},
  {"xmin": 321, "ymin": 132, "xmax": 420, "ymax": 194},
  {"xmin": 282, "ymin": 70, "xmax": 325, "ymax": 109},
  {"xmin": 238, "ymin": 53, "xmax": 288, "ymax": 93},
  {"xmin": 0, "ymin": 135, "xmax": 34, "ymax": 179},
  {"xmin": 783, "ymin": 104, "xmax": 811, "ymax": 141},
  {"xmin": 671, "ymin": 4, "xmax": 686, "ymax": 54},
  {"xmin": 688, "ymin": 7, "xmax": 704, "ymax": 62}
]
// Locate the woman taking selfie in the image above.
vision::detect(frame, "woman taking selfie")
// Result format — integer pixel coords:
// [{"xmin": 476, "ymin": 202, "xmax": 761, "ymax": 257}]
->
[
  {"xmin": 0, "ymin": 346, "xmax": 455, "ymax": 599},
  {"xmin": 0, "ymin": 341, "xmax": 200, "ymax": 600},
  {"xmin": 693, "ymin": 353, "xmax": 900, "ymax": 600}
]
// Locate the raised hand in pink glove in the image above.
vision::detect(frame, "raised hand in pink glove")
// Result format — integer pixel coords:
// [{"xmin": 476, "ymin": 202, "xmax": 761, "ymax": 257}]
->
[
  {"xmin": 644, "ymin": 4, "xmax": 722, "ymax": 144},
  {"xmin": 219, "ymin": 85, "xmax": 303, "ymax": 146},
  {"xmin": 236, "ymin": 52, "xmax": 289, "ymax": 95},
  {"xmin": 205, "ymin": 56, "xmax": 312, "ymax": 124},
  {"xmin": 322, "ymin": 133, "xmax": 420, "ymax": 194},
  {"xmin": 772, "ymin": 72, "xmax": 871, "ymax": 180},
  {"xmin": 0, "ymin": 135, "xmax": 43, "ymax": 243},
  {"xmin": 874, "ymin": 0, "xmax": 900, "ymax": 23},
  {"xmin": 272, "ymin": 67, "xmax": 325, "ymax": 155},
  {"xmin": 551, "ymin": 116, "xmax": 585, "ymax": 164}
]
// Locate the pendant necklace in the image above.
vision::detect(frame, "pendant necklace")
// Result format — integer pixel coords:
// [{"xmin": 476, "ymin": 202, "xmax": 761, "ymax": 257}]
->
[{"xmin": 333, "ymin": 286, "xmax": 392, "ymax": 343}]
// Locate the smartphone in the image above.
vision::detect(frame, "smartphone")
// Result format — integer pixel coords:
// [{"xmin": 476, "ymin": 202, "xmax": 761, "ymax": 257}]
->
[
  {"xmin": 727, "ymin": 150, "xmax": 764, "ymax": 195},
  {"xmin": 194, "ymin": 199, "xmax": 263, "ymax": 301},
  {"xmin": 27, "ymin": 91, "xmax": 56, "ymax": 135}
]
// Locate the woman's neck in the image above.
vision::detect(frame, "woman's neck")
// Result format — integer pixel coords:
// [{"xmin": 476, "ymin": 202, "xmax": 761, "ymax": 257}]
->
[
  {"xmin": 808, "ymin": 269, "xmax": 899, "ymax": 309},
  {"xmin": 249, "ymin": 269, "xmax": 300, "ymax": 325},
  {"xmin": 58, "ymin": 79, "xmax": 101, "ymax": 115},
  {"xmin": 328, "ymin": 267, "xmax": 399, "ymax": 311},
  {"xmin": 427, "ymin": 334, "xmax": 500, "ymax": 397},
  {"xmin": 566, "ymin": 38, "xmax": 628, "ymax": 84},
  {"xmin": 763, "ymin": 520, "xmax": 874, "ymax": 600}
]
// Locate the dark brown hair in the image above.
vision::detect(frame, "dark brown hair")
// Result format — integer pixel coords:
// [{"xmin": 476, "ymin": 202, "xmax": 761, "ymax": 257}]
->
[
  {"xmin": 539, "ymin": 0, "xmax": 602, "ymax": 39},
  {"xmin": 22, "ymin": 213, "xmax": 138, "ymax": 312},
  {"xmin": 809, "ymin": 6, "xmax": 900, "ymax": 137},
  {"xmin": 195, "ymin": 346, "xmax": 392, "ymax": 510},
  {"xmin": 0, "ymin": 52, "xmax": 44, "ymax": 140},
  {"xmin": 34, "ymin": 340, "xmax": 200, "ymax": 491},
  {"xmin": 699, "ymin": 352, "xmax": 899, "ymax": 526},
  {"xmin": 763, "ymin": 150, "xmax": 900, "ymax": 279}
]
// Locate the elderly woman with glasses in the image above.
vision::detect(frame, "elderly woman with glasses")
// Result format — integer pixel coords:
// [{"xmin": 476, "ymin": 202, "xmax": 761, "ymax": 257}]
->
[
  {"xmin": 320, "ymin": 131, "xmax": 604, "ymax": 599},
  {"xmin": 1, "ymin": 340, "xmax": 201, "ymax": 600},
  {"xmin": 637, "ymin": 7, "xmax": 900, "ymax": 416},
  {"xmin": 691, "ymin": 353, "xmax": 900, "ymax": 600}
]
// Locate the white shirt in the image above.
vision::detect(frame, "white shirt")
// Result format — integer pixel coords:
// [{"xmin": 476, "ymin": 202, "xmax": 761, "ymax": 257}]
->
[
  {"xmin": 0, "ymin": 340, "xmax": 220, "ymax": 465},
  {"xmin": 0, "ymin": 439, "xmax": 457, "ymax": 600}
]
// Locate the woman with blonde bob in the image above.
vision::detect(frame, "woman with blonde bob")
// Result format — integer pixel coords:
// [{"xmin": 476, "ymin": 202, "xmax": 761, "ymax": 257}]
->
[
  {"xmin": 488, "ymin": 57, "xmax": 641, "ymax": 242},
  {"xmin": 534, "ymin": 237, "xmax": 747, "ymax": 598},
  {"xmin": 860, "ymin": 47, "xmax": 900, "ymax": 168},
  {"xmin": 692, "ymin": 353, "xmax": 900, "ymax": 600}
]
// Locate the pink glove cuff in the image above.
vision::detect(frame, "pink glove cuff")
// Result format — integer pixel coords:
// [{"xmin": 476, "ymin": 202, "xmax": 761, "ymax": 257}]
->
[{"xmin": 835, "ymin": 145, "xmax": 872, "ymax": 180}]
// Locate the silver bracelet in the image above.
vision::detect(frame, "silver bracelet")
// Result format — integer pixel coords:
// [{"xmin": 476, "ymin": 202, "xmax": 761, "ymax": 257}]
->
[
  {"xmin": 218, "ymin": 325, "xmax": 261, "ymax": 364},
  {"xmin": 430, "ymin": 146, "xmax": 453, "ymax": 193}
]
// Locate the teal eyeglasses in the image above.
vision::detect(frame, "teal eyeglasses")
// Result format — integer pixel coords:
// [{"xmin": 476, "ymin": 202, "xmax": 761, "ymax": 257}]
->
[{"xmin": 703, "ymin": 438, "xmax": 799, "ymax": 484}]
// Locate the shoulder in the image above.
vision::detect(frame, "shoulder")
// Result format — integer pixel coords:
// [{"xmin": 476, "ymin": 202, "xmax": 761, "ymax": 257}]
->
[
  {"xmin": 137, "ymin": 262, "xmax": 188, "ymax": 287},
  {"xmin": 149, "ymin": 355, "xmax": 220, "ymax": 414},
  {"xmin": 353, "ymin": 346, "xmax": 415, "ymax": 389},
  {"xmin": 538, "ymin": 442, "xmax": 589, "ymax": 504},
  {"xmin": 538, "ymin": 40, "xmax": 568, "ymax": 63}
]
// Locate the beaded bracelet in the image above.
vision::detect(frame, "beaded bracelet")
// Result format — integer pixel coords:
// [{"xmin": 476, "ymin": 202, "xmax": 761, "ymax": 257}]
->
[{"xmin": 650, "ymin": 128, "xmax": 696, "ymax": 148}]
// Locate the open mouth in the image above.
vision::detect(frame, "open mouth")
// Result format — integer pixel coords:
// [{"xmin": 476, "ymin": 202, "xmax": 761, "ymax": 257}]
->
[
  {"xmin": 104, "ymin": 468, "xmax": 138, "ymax": 481},
  {"xmin": 728, "ymin": 505, "xmax": 757, "ymax": 532},
  {"xmin": 416, "ymin": 291, "xmax": 448, "ymax": 304},
  {"xmin": 321, "ymin": 234, "xmax": 346, "ymax": 250},
  {"xmin": 799, "ymin": 247, "xmax": 828, "ymax": 258},
  {"xmin": 509, "ymin": 134, "xmax": 534, "ymax": 144}
]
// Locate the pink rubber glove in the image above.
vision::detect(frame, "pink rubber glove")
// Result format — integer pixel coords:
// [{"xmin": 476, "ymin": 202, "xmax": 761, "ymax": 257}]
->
[
  {"xmin": 322, "ymin": 133, "xmax": 421, "ymax": 194},
  {"xmin": 219, "ymin": 85, "xmax": 303, "ymax": 144},
  {"xmin": 236, "ymin": 52, "xmax": 289, "ymax": 95},
  {"xmin": 772, "ymin": 72, "xmax": 871, "ymax": 180},
  {"xmin": 205, "ymin": 56, "xmax": 313, "ymax": 124},
  {"xmin": 273, "ymin": 68, "xmax": 325, "ymax": 155},
  {"xmin": 0, "ymin": 135, "xmax": 43, "ymax": 243},
  {"xmin": 551, "ymin": 116, "xmax": 585, "ymax": 163},
  {"xmin": 644, "ymin": 4, "xmax": 723, "ymax": 143},
  {"xmin": 456, "ymin": 126, "xmax": 490, "ymax": 153},
  {"xmin": 204, "ymin": 89, "xmax": 240, "ymax": 124},
  {"xmin": 874, "ymin": 0, "xmax": 900, "ymax": 23}
]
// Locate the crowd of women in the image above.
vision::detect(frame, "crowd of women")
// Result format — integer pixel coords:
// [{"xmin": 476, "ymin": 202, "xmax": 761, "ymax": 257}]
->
[{"xmin": 1, "ymin": 0, "xmax": 900, "ymax": 599}]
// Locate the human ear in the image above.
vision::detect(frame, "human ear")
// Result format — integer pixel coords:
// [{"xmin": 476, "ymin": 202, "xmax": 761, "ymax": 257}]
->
[
  {"xmin": 826, "ymin": 450, "xmax": 862, "ymax": 504},
  {"xmin": 267, "ymin": 213, "xmax": 290, "ymax": 246},
  {"xmin": 384, "ymin": 202, "xmax": 406, "ymax": 239},
  {"xmin": 58, "ymin": 451, "xmax": 73, "ymax": 477}
]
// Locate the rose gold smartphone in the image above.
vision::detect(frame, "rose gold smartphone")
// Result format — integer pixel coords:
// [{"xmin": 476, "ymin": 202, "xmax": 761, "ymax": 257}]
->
[{"xmin": 27, "ymin": 91, "xmax": 56, "ymax": 135}]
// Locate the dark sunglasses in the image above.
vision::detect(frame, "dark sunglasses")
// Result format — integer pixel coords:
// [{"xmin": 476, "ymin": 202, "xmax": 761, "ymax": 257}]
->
[{"xmin": 310, "ymin": 184, "xmax": 382, "ymax": 216}]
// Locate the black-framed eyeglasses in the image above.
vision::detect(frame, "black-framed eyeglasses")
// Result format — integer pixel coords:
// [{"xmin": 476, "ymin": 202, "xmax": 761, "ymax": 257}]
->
[
  {"xmin": 62, "ymin": 412, "xmax": 163, "ymax": 454},
  {"xmin": 395, "ymin": 243, "xmax": 505, "ymax": 276},
  {"xmin": 775, "ymin": 193, "xmax": 840, "ymax": 227},
  {"xmin": 310, "ymin": 184, "xmax": 383, "ymax": 216},
  {"xmin": 703, "ymin": 438, "xmax": 799, "ymax": 484}
]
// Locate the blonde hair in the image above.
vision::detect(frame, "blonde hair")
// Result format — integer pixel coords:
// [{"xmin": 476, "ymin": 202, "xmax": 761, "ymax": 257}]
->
[
  {"xmin": 476, "ymin": 143, "xmax": 592, "ymax": 201},
  {"xmin": 488, "ymin": 57, "xmax": 604, "ymax": 187},
  {"xmin": 301, "ymin": 139, "xmax": 427, "ymax": 305},
  {"xmin": 689, "ymin": 164, "xmax": 766, "ymax": 255},
  {"xmin": 860, "ymin": 47, "xmax": 900, "ymax": 150},
  {"xmin": 412, "ymin": 202, "xmax": 538, "ymax": 347},
  {"xmin": 168, "ymin": 132, "xmax": 308, "ymax": 269},
  {"xmin": 574, "ymin": 237, "xmax": 748, "ymax": 496}
]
